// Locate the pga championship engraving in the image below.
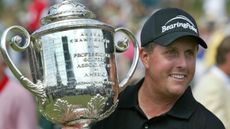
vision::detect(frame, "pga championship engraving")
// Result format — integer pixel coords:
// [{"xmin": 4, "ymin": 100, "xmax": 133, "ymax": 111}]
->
[
  {"xmin": 40, "ymin": 29, "xmax": 113, "ymax": 90},
  {"xmin": 0, "ymin": 0, "xmax": 139, "ymax": 128}
]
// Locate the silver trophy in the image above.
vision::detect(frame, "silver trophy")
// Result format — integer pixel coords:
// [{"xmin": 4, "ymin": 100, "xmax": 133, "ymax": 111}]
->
[{"xmin": 0, "ymin": 0, "xmax": 139, "ymax": 128}]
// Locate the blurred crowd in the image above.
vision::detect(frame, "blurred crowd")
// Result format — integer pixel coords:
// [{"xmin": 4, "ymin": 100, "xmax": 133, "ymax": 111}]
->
[{"xmin": 0, "ymin": 0, "xmax": 230, "ymax": 129}]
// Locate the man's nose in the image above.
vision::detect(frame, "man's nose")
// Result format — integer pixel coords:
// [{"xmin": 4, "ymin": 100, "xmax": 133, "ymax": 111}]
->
[{"xmin": 176, "ymin": 55, "xmax": 187, "ymax": 69}]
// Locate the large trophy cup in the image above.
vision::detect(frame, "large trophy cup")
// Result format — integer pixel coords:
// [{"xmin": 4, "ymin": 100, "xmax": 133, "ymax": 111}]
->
[{"xmin": 0, "ymin": 0, "xmax": 139, "ymax": 128}]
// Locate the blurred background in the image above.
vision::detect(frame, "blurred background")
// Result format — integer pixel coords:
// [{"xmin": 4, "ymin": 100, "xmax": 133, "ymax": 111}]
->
[{"xmin": 0, "ymin": 0, "xmax": 230, "ymax": 129}]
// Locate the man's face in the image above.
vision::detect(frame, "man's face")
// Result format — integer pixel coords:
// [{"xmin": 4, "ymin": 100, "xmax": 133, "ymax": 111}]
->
[{"xmin": 141, "ymin": 37, "xmax": 198, "ymax": 97}]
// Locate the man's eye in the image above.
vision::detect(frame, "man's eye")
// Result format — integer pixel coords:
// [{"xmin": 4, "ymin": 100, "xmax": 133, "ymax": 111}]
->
[
  {"xmin": 166, "ymin": 50, "xmax": 177, "ymax": 55},
  {"xmin": 186, "ymin": 51, "xmax": 195, "ymax": 56}
]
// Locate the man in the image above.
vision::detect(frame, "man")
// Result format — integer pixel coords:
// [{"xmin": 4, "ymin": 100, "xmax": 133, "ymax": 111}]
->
[
  {"xmin": 63, "ymin": 8, "xmax": 225, "ymax": 129},
  {"xmin": 0, "ymin": 52, "xmax": 37, "ymax": 128},
  {"xmin": 193, "ymin": 36, "xmax": 230, "ymax": 129}
]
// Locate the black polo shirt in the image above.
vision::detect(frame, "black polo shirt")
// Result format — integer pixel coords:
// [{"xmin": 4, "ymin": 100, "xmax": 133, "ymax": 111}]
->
[{"xmin": 91, "ymin": 78, "xmax": 225, "ymax": 129}]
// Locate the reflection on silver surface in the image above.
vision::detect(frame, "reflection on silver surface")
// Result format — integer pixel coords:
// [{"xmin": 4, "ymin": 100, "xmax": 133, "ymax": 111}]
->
[
  {"xmin": 37, "ymin": 29, "xmax": 113, "ymax": 90},
  {"xmin": 0, "ymin": 0, "xmax": 139, "ymax": 127},
  {"xmin": 31, "ymin": 28, "xmax": 119, "ymax": 124}
]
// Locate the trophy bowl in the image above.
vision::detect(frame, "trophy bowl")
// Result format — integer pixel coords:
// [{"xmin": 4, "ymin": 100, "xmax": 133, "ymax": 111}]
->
[{"xmin": 0, "ymin": 0, "xmax": 139, "ymax": 128}]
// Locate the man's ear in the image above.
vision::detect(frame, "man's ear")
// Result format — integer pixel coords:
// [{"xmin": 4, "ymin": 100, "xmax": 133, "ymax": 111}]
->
[{"xmin": 140, "ymin": 48, "xmax": 150, "ymax": 68}]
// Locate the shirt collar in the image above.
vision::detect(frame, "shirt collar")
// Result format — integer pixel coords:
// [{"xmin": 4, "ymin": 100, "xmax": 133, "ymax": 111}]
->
[
  {"xmin": 167, "ymin": 87, "xmax": 198, "ymax": 119},
  {"xmin": 118, "ymin": 78, "xmax": 198, "ymax": 119},
  {"xmin": 118, "ymin": 78, "xmax": 144, "ymax": 108}
]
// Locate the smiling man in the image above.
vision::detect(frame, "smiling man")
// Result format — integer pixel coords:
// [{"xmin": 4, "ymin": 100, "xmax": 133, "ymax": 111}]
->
[{"xmin": 63, "ymin": 8, "xmax": 225, "ymax": 129}]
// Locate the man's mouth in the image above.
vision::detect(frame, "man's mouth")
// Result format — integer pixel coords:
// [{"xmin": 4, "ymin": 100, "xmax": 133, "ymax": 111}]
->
[{"xmin": 169, "ymin": 74, "xmax": 186, "ymax": 80}]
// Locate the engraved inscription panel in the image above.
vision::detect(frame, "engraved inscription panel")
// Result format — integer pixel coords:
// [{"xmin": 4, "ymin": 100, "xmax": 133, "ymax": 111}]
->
[{"xmin": 40, "ymin": 29, "xmax": 115, "ymax": 90}]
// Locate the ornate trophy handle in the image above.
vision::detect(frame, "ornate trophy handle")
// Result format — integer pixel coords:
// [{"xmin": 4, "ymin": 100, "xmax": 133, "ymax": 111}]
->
[
  {"xmin": 115, "ymin": 28, "xmax": 140, "ymax": 89},
  {"xmin": 0, "ymin": 25, "xmax": 47, "ymax": 104}
]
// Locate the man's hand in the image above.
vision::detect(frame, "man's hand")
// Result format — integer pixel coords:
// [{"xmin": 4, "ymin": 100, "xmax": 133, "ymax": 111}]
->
[
  {"xmin": 62, "ymin": 123, "xmax": 83, "ymax": 129},
  {"xmin": 62, "ymin": 125, "xmax": 80, "ymax": 129},
  {"xmin": 62, "ymin": 127, "xmax": 79, "ymax": 129}
]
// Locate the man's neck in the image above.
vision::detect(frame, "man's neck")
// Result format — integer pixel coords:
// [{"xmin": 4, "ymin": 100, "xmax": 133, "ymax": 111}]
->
[{"xmin": 138, "ymin": 81, "xmax": 179, "ymax": 119}]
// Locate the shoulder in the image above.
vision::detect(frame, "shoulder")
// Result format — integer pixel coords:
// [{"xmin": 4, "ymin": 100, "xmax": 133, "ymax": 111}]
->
[
  {"xmin": 119, "ymin": 79, "xmax": 143, "ymax": 97},
  {"xmin": 192, "ymin": 102, "xmax": 225, "ymax": 129},
  {"xmin": 118, "ymin": 80, "xmax": 140, "ymax": 105}
]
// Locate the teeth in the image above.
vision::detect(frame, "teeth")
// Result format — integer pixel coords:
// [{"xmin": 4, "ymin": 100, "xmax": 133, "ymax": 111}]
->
[{"xmin": 170, "ymin": 74, "xmax": 185, "ymax": 79}]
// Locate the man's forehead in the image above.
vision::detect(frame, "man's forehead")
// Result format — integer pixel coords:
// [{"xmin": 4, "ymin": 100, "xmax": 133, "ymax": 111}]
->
[{"xmin": 164, "ymin": 40, "xmax": 199, "ymax": 50}]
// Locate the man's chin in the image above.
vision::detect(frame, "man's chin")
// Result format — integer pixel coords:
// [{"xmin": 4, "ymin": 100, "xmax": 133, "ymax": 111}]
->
[{"xmin": 169, "ymin": 86, "xmax": 187, "ymax": 96}]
